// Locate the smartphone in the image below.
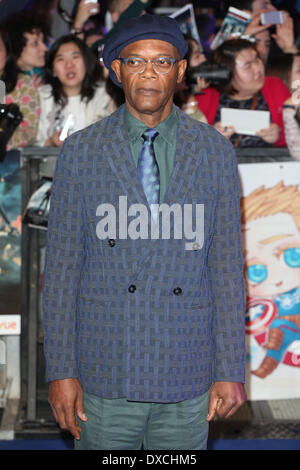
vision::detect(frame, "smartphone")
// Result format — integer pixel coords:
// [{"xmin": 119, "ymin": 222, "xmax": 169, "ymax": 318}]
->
[
  {"xmin": 84, "ymin": 0, "xmax": 98, "ymax": 14},
  {"xmin": 59, "ymin": 114, "xmax": 74, "ymax": 142},
  {"xmin": 261, "ymin": 11, "xmax": 284, "ymax": 25}
]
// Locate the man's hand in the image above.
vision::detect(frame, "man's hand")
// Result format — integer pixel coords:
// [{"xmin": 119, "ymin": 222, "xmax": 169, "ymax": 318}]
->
[
  {"xmin": 48, "ymin": 378, "xmax": 87, "ymax": 440},
  {"xmin": 207, "ymin": 382, "xmax": 247, "ymax": 422}
]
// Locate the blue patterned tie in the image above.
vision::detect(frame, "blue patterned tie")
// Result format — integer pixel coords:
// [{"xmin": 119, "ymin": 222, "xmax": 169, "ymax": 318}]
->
[{"xmin": 137, "ymin": 128, "xmax": 160, "ymax": 212}]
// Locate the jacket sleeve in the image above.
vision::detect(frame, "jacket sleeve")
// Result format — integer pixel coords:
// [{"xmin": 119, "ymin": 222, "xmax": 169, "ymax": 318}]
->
[
  {"xmin": 42, "ymin": 133, "xmax": 85, "ymax": 382},
  {"xmin": 207, "ymin": 135, "xmax": 246, "ymax": 383}
]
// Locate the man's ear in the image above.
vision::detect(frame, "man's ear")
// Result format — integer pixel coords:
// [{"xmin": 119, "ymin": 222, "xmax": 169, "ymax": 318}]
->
[
  {"xmin": 111, "ymin": 59, "xmax": 122, "ymax": 84},
  {"xmin": 176, "ymin": 59, "xmax": 187, "ymax": 84}
]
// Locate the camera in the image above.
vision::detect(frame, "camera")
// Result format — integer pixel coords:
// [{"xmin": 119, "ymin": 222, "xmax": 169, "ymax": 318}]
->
[
  {"xmin": 186, "ymin": 61, "xmax": 230, "ymax": 93},
  {"xmin": 0, "ymin": 103, "xmax": 23, "ymax": 162}
]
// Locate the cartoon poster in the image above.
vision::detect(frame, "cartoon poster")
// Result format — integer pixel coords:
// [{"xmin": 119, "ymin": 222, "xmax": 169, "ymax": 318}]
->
[{"xmin": 239, "ymin": 161, "xmax": 300, "ymax": 400}]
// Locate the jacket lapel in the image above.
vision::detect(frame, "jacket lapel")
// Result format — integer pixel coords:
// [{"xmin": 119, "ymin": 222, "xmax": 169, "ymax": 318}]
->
[
  {"xmin": 163, "ymin": 111, "xmax": 205, "ymax": 207},
  {"xmin": 101, "ymin": 107, "xmax": 206, "ymax": 251},
  {"xmin": 103, "ymin": 106, "xmax": 206, "ymax": 209},
  {"xmin": 104, "ymin": 105, "xmax": 149, "ymax": 208}
]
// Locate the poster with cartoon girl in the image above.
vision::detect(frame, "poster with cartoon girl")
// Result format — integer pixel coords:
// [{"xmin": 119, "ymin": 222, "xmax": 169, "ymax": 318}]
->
[{"xmin": 239, "ymin": 161, "xmax": 300, "ymax": 400}]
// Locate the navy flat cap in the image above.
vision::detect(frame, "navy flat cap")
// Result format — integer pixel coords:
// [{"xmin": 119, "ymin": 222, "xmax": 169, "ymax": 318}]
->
[{"xmin": 102, "ymin": 14, "xmax": 188, "ymax": 87}]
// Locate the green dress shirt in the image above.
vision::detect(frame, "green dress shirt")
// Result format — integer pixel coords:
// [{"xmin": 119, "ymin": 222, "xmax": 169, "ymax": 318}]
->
[{"xmin": 124, "ymin": 104, "xmax": 178, "ymax": 204}]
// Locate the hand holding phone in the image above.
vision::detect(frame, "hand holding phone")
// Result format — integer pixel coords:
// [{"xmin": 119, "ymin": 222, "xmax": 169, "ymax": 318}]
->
[
  {"xmin": 59, "ymin": 114, "xmax": 75, "ymax": 142},
  {"xmin": 84, "ymin": 0, "xmax": 98, "ymax": 14},
  {"xmin": 261, "ymin": 11, "xmax": 285, "ymax": 25},
  {"xmin": 269, "ymin": 12, "xmax": 297, "ymax": 54}
]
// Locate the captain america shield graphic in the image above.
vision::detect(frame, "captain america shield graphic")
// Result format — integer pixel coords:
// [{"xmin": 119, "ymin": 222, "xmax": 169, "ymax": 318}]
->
[
  {"xmin": 246, "ymin": 298, "xmax": 277, "ymax": 336},
  {"xmin": 246, "ymin": 297, "xmax": 300, "ymax": 368}
]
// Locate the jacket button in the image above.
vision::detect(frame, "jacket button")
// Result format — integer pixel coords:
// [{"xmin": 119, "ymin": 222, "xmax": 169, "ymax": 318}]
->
[
  {"xmin": 108, "ymin": 239, "xmax": 116, "ymax": 247},
  {"xmin": 128, "ymin": 284, "xmax": 136, "ymax": 293},
  {"xmin": 173, "ymin": 287, "xmax": 182, "ymax": 295}
]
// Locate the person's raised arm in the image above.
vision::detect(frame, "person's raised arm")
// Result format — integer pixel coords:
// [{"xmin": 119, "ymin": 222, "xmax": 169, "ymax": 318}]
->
[
  {"xmin": 71, "ymin": 0, "xmax": 101, "ymax": 37},
  {"xmin": 272, "ymin": 12, "xmax": 298, "ymax": 54}
]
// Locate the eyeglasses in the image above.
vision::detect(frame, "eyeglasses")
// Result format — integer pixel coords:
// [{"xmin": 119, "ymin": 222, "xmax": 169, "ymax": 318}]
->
[{"xmin": 118, "ymin": 57, "xmax": 179, "ymax": 75}]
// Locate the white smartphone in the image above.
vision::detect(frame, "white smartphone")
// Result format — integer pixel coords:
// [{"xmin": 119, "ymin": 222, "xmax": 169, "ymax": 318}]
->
[
  {"xmin": 59, "ymin": 114, "xmax": 75, "ymax": 142},
  {"xmin": 84, "ymin": 0, "xmax": 98, "ymax": 14},
  {"xmin": 261, "ymin": 11, "xmax": 284, "ymax": 25}
]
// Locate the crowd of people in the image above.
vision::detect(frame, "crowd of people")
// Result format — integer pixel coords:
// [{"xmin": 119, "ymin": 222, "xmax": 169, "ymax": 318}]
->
[{"xmin": 0, "ymin": 0, "xmax": 300, "ymax": 159}]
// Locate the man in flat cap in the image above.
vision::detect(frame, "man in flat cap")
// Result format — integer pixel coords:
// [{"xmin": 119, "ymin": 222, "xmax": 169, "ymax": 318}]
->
[{"xmin": 43, "ymin": 14, "xmax": 246, "ymax": 450}]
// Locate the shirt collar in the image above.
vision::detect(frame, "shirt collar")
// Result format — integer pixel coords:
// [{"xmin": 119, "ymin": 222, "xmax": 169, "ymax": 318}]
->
[{"xmin": 124, "ymin": 104, "xmax": 178, "ymax": 145}]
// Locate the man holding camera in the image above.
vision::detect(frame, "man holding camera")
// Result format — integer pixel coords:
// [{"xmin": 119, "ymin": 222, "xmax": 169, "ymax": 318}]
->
[{"xmin": 42, "ymin": 14, "xmax": 246, "ymax": 450}]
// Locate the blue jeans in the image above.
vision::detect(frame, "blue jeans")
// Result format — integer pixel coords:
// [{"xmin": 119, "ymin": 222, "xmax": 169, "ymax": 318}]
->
[{"xmin": 74, "ymin": 391, "xmax": 209, "ymax": 450}]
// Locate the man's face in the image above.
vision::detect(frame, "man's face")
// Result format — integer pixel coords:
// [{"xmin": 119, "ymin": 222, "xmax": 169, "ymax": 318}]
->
[{"xmin": 111, "ymin": 39, "xmax": 186, "ymax": 121}]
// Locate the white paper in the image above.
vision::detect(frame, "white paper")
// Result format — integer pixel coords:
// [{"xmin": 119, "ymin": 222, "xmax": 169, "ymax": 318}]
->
[
  {"xmin": 221, "ymin": 108, "xmax": 270, "ymax": 135},
  {"xmin": 169, "ymin": 4, "xmax": 202, "ymax": 50}
]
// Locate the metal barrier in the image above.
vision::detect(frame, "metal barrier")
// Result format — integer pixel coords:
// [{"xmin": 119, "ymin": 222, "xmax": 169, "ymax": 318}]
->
[{"xmin": 20, "ymin": 147, "xmax": 59, "ymax": 425}]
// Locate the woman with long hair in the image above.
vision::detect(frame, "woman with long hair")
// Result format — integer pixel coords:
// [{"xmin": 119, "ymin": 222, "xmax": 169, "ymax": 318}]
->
[
  {"xmin": 1, "ymin": 11, "xmax": 48, "ymax": 84},
  {"xmin": 0, "ymin": 12, "xmax": 47, "ymax": 149},
  {"xmin": 36, "ymin": 35, "xmax": 113, "ymax": 147}
]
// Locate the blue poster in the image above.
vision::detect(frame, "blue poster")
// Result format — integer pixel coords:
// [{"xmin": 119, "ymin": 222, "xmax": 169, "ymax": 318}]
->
[{"xmin": 0, "ymin": 150, "xmax": 21, "ymax": 291}]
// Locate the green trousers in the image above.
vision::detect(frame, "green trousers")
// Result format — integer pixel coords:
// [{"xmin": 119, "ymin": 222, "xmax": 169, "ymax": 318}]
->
[{"xmin": 74, "ymin": 391, "xmax": 209, "ymax": 450}]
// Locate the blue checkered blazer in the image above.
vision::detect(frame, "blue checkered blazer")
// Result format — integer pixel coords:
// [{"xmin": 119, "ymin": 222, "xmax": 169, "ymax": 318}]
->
[{"xmin": 42, "ymin": 105, "xmax": 246, "ymax": 403}]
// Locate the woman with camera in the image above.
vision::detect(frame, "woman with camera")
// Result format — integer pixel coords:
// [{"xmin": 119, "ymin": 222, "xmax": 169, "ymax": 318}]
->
[
  {"xmin": 195, "ymin": 38, "xmax": 291, "ymax": 148},
  {"xmin": 0, "ymin": 12, "xmax": 47, "ymax": 150},
  {"xmin": 36, "ymin": 35, "xmax": 113, "ymax": 147}
]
